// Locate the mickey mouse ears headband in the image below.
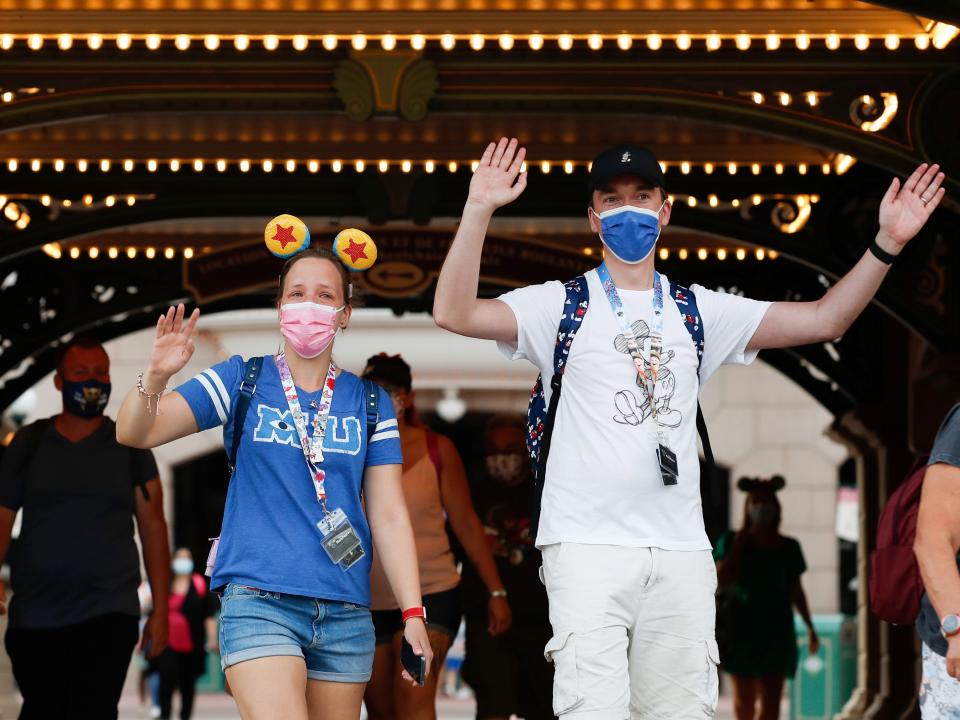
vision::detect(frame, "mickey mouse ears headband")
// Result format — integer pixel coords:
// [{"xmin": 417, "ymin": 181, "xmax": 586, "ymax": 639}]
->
[
  {"xmin": 737, "ymin": 475, "xmax": 786, "ymax": 493},
  {"xmin": 264, "ymin": 213, "xmax": 379, "ymax": 271}
]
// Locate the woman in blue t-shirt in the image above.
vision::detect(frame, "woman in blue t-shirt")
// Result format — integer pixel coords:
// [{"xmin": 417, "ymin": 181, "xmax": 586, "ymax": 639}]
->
[{"xmin": 117, "ymin": 248, "xmax": 433, "ymax": 720}]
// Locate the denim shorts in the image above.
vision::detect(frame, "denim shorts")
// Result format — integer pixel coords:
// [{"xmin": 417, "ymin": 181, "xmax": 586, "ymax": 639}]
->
[{"xmin": 219, "ymin": 583, "xmax": 375, "ymax": 683}]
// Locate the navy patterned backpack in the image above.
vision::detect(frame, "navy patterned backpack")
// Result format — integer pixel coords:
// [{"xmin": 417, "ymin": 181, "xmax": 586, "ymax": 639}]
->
[{"xmin": 525, "ymin": 275, "xmax": 713, "ymax": 539}]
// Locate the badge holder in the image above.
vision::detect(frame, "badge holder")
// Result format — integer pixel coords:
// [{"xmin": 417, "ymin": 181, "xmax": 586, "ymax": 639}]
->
[
  {"xmin": 317, "ymin": 506, "xmax": 366, "ymax": 571},
  {"xmin": 656, "ymin": 444, "xmax": 679, "ymax": 487},
  {"xmin": 205, "ymin": 536, "xmax": 221, "ymax": 577}
]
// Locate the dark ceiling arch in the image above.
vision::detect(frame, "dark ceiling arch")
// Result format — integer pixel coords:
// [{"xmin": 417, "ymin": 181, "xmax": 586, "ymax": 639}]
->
[
  {"xmin": 0, "ymin": 48, "xmax": 957, "ymax": 190},
  {"xmin": 0, "ymin": 216, "xmax": 912, "ymax": 421},
  {"xmin": 864, "ymin": 0, "xmax": 960, "ymax": 26},
  {"xmin": 0, "ymin": 249, "xmax": 871, "ymax": 422},
  {"xmin": 2, "ymin": 157, "xmax": 953, "ymax": 349},
  {"xmin": 0, "ymin": 81, "xmax": 948, "ymax": 180}
]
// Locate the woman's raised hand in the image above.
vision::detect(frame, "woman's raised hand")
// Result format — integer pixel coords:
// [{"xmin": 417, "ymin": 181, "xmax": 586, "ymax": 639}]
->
[{"xmin": 146, "ymin": 304, "xmax": 200, "ymax": 387}]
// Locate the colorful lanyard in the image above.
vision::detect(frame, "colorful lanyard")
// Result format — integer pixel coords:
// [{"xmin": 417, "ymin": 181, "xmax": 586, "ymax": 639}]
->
[
  {"xmin": 275, "ymin": 352, "xmax": 337, "ymax": 507},
  {"xmin": 596, "ymin": 262, "xmax": 669, "ymax": 446}
]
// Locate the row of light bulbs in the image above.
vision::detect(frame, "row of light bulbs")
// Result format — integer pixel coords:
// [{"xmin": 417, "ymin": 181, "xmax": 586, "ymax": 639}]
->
[
  {"xmin": 1, "ymin": 157, "xmax": 855, "ymax": 176},
  {"xmin": 667, "ymin": 193, "xmax": 819, "ymax": 207},
  {"xmin": 1, "ymin": 192, "xmax": 148, "ymax": 231},
  {"xmin": 585, "ymin": 246, "xmax": 777, "ymax": 260},
  {"xmin": 749, "ymin": 90, "xmax": 824, "ymax": 108},
  {"xmin": 43, "ymin": 242, "xmax": 775, "ymax": 262},
  {"xmin": 0, "ymin": 28, "xmax": 957, "ymax": 53},
  {"xmin": 42, "ymin": 244, "xmax": 198, "ymax": 260}
]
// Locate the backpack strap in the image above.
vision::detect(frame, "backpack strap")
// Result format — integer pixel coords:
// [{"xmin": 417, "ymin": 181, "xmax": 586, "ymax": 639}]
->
[
  {"xmin": 228, "ymin": 356, "xmax": 264, "ymax": 474},
  {"xmin": 530, "ymin": 275, "xmax": 590, "ymax": 537},
  {"xmin": 668, "ymin": 280, "xmax": 705, "ymax": 375},
  {"xmin": 425, "ymin": 430, "xmax": 444, "ymax": 480},
  {"xmin": 361, "ymin": 379, "xmax": 380, "ymax": 441},
  {"xmin": 191, "ymin": 572, "xmax": 207, "ymax": 597},
  {"xmin": 668, "ymin": 281, "xmax": 715, "ymax": 468}
]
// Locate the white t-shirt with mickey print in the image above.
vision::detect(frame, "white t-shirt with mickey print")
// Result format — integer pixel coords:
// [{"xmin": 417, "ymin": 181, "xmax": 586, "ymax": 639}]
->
[{"xmin": 497, "ymin": 268, "xmax": 771, "ymax": 551}]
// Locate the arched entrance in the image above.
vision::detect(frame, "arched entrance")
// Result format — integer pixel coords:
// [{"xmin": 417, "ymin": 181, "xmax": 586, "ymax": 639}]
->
[{"xmin": 2, "ymin": 2, "xmax": 959, "ymax": 715}]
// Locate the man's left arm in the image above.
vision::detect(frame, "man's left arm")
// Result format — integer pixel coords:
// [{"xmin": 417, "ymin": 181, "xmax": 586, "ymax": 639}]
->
[
  {"xmin": 748, "ymin": 163, "xmax": 945, "ymax": 351},
  {"xmin": 135, "ymin": 476, "xmax": 170, "ymax": 659}
]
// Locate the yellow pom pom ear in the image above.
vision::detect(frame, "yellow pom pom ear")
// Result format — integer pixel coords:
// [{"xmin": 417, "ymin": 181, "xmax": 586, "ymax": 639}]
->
[
  {"xmin": 265, "ymin": 214, "xmax": 310, "ymax": 258},
  {"xmin": 333, "ymin": 228, "xmax": 378, "ymax": 271}
]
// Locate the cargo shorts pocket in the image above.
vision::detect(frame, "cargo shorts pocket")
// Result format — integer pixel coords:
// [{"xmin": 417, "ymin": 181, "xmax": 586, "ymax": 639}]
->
[
  {"xmin": 701, "ymin": 639, "xmax": 721, "ymax": 716},
  {"xmin": 544, "ymin": 632, "xmax": 585, "ymax": 716}
]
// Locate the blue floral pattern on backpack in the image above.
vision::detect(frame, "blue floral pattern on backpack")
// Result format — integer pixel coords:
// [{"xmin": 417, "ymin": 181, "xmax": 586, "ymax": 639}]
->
[
  {"xmin": 525, "ymin": 276, "xmax": 590, "ymax": 478},
  {"xmin": 669, "ymin": 281, "xmax": 704, "ymax": 373}
]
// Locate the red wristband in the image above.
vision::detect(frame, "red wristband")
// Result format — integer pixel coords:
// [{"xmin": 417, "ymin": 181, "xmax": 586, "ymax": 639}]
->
[{"xmin": 402, "ymin": 606, "xmax": 427, "ymax": 624}]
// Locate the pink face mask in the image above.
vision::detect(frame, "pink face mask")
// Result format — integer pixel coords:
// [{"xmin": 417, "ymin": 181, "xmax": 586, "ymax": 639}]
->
[{"xmin": 280, "ymin": 302, "xmax": 344, "ymax": 359}]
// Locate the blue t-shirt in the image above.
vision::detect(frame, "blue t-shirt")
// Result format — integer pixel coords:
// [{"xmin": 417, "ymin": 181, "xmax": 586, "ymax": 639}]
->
[{"xmin": 176, "ymin": 355, "xmax": 402, "ymax": 606}]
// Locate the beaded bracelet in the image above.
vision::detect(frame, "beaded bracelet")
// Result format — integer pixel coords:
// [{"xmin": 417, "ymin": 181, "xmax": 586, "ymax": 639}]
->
[{"xmin": 137, "ymin": 373, "xmax": 167, "ymax": 416}]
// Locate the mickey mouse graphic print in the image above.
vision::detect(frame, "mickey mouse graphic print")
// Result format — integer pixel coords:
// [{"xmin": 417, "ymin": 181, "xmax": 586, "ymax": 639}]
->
[{"xmin": 497, "ymin": 269, "xmax": 771, "ymax": 550}]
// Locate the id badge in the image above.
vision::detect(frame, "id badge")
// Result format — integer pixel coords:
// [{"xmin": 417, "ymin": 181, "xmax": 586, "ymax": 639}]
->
[
  {"xmin": 656, "ymin": 444, "xmax": 679, "ymax": 487},
  {"xmin": 318, "ymin": 509, "xmax": 365, "ymax": 571},
  {"xmin": 205, "ymin": 536, "xmax": 220, "ymax": 578}
]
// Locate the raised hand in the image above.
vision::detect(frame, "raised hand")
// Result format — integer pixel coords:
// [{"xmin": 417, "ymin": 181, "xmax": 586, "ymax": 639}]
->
[
  {"xmin": 147, "ymin": 303, "xmax": 200, "ymax": 387},
  {"xmin": 467, "ymin": 137, "xmax": 528, "ymax": 212},
  {"xmin": 877, "ymin": 163, "xmax": 946, "ymax": 252}
]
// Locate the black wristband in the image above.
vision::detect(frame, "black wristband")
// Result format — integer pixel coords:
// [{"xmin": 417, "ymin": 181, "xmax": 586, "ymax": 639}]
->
[{"xmin": 869, "ymin": 240, "xmax": 897, "ymax": 265}]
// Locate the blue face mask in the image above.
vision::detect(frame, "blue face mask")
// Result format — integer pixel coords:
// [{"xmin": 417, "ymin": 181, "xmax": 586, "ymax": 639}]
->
[
  {"xmin": 172, "ymin": 558, "xmax": 195, "ymax": 576},
  {"xmin": 61, "ymin": 379, "xmax": 111, "ymax": 418},
  {"xmin": 592, "ymin": 204, "xmax": 665, "ymax": 264}
]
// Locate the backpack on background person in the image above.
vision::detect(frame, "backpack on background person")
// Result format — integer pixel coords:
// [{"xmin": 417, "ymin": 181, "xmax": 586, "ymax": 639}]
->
[{"xmin": 869, "ymin": 458, "xmax": 927, "ymax": 626}]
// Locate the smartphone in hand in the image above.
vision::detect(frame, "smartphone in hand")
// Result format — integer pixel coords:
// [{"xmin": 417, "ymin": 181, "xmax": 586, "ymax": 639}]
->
[{"xmin": 400, "ymin": 636, "xmax": 427, "ymax": 687}]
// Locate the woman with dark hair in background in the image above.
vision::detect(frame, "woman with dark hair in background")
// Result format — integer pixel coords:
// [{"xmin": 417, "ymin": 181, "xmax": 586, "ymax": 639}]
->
[
  {"xmin": 713, "ymin": 476, "xmax": 819, "ymax": 720},
  {"xmin": 362, "ymin": 354, "xmax": 512, "ymax": 720},
  {"xmin": 154, "ymin": 548, "xmax": 218, "ymax": 720}
]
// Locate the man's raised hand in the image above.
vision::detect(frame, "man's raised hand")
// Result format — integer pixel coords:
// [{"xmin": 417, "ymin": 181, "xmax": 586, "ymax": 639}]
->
[
  {"xmin": 466, "ymin": 138, "xmax": 528, "ymax": 213},
  {"xmin": 877, "ymin": 163, "xmax": 946, "ymax": 253}
]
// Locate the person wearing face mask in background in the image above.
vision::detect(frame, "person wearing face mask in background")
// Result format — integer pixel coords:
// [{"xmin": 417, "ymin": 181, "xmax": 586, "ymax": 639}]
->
[
  {"xmin": 0, "ymin": 337, "xmax": 170, "ymax": 719},
  {"xmin": 116, "ymin": 246, "xmax": 432, "ymax": 720},
  {"xmin": 360, "ymin": 354, "xmax": 511, "ymax": 720},
  {"xmin": 713, "ymin": 477, "xmax": 818, "ymax": 720},
  {"xmin": 152, "ymin": 548, "xmax": 219, "ymax": 720},
  {"xmin": 433, "ymin": 137, "xmax": 942, "ymax": 719},
  {"xmin": 460, "ymin": 414, "xmax": 555, "ymax": 720}
]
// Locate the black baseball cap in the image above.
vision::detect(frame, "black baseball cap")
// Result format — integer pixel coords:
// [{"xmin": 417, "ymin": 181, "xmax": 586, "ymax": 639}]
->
[{"xmin": 588, "ymin": 144, "xmax": 666, "ymax": 194}]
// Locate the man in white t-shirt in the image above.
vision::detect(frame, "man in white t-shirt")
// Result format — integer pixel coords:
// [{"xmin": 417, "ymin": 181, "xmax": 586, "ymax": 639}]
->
[{"xmin": 433, "ymin": 137, "xmax": 945, "ymax": 719}]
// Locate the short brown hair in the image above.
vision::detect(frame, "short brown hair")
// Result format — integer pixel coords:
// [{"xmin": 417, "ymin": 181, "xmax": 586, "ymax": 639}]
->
[
  {"xmin": 56, "ymin": 336, "xmax": 106, "ymax": 374},
  {"xmin": 275, "ymin": 248, "xmax": 355, "ymax": 307}
]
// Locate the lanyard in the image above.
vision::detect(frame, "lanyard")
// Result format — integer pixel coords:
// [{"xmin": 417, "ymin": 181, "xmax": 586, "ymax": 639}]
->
[
  {"xmin": 275, "ymin": 352, "xmax": 337, "ymax": 508},
  {"xmin": 596, "ymin": 262, "xmax": 669, "ymax": 447}
]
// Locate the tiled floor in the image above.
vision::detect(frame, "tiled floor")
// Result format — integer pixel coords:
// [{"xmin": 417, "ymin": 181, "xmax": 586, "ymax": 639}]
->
[{"xmin": 117, "ymin": 689, "xmax": 787, "ymax": 718}]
